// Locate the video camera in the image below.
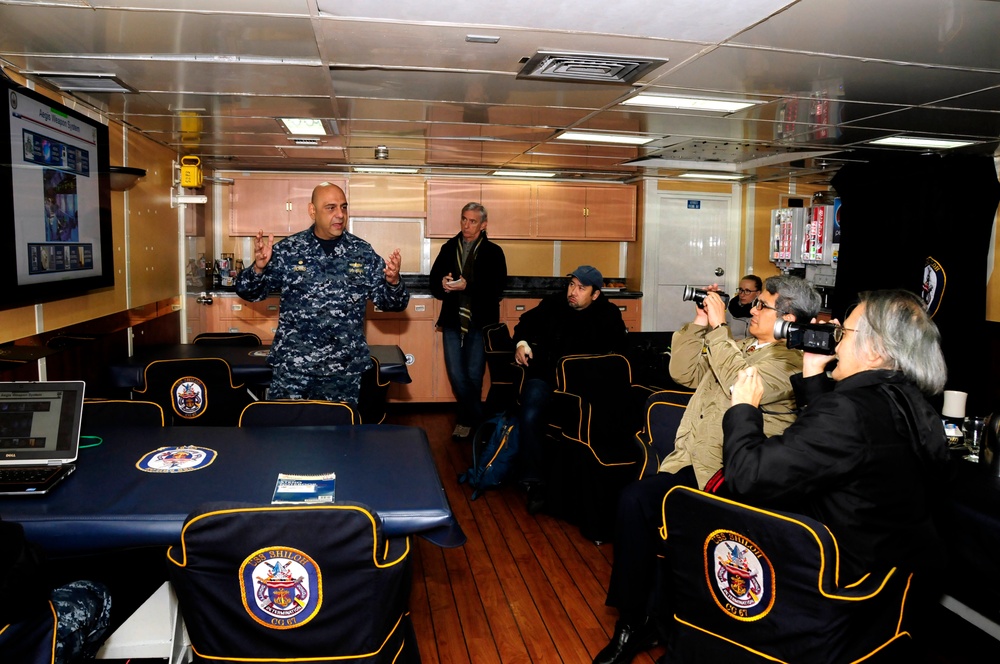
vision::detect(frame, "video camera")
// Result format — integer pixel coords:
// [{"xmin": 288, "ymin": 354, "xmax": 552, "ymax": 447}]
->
[
  {"xmin": 682, "ymin": 285, "xmax": 729, "ymax": 309},
  {"xmin": 773, "ymin": 320, "xmax": 839, "ymax": 355}
]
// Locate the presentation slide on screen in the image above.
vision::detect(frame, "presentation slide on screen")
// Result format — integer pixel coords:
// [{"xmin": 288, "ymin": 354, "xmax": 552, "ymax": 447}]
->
[
  {"xmin": 7, "ymin": 89, "xmax": 103, "ymax": 286},
  {"xmin": 0, "ymin": 390, "xmax": 62, "ymax": 451}
]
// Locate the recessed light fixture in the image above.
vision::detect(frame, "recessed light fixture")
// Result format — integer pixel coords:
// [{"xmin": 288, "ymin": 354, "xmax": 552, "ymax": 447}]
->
[
  {"xmin": 279, "ymin": 118, "xmax": 328, "ymax": 136},
  {"xmin": 556, "ymin": 131, "xmax": 654, "ymax": 145},
  {"xmin": 491, "ymin": 170, "xmax": 557, "ymax": 178},
  {"xmin": 868, "ymin": 136, "xmax": 974, "ymax": 149},
  {"xmin": 677, "ymin": 172, "xmax": 747, "ymax": 181},
  {"xmin": 622, "ymin": 94, "xmax": 758, "ymax": 113},
  {"xmin": 353, "ymin": 166, "xmax": 419, "ymax": 174}
]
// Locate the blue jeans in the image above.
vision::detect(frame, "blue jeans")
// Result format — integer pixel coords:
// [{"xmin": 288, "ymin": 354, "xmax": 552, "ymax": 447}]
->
[
  {"xmin": 442, "ymin": 327, "xmax": 486, "ymax": 426},
  {"xmin": 516, "ymin": 378, "xmax": 554, "ymax": 484}
]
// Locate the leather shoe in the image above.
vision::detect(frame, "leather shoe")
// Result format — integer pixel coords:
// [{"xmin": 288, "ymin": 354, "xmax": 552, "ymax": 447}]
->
[
  {"xmin": 592, "ymin": 618, "xmax": 657, "ymax": 664},
  {"xmin": 526, "ymin": 482, "xmax": 546, "ymax": 515}
]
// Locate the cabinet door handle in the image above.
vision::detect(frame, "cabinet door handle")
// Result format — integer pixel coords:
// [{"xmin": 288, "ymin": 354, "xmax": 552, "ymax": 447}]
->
[
  {"xmin": 515, "ymin": 304, "xmax": 526, "ymax": 311},
  {"xmin": 414, "ymin": 304, "xmax": 426, "ymax": 312}
]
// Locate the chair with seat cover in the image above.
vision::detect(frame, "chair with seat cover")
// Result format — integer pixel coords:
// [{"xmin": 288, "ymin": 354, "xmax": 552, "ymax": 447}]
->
[
  {"xmin": 239, "ymin": 400, "xmax": 360, "ymax": 426},
  {"xmin": 482, "ymin": 322, "xmax": 523, "ymax": 414},
  {"xmin": 133, "ymin": 357, "xmax": 254, "ymax": 426},
  {"xmin": 543, "ymin": 353, "xmax": 656, "ymax": 541},
  {"xmin": 662, "ymin": 485, "xmax": 915, "ymax": 663},
  {"xmin": 632, "ymin": 389, "xmax": 693, "ymax": 480},
  {"xmin": 359, "ymin": 355, "xmax": 389, "ymax": 424},
  {"xmin": 81, "ymin": 398, "xmax": 165, "ymax": 432},
  {"xmin": 0, "ymin": 602, "xmax": 57, "ymax": 664},
  {"xmin": 192, "ymin": 332, "xmax": 262, "ymax": 346},
  {"xmin": 167, "ymin": 501, "xmax": 417, "ymax": 663}
]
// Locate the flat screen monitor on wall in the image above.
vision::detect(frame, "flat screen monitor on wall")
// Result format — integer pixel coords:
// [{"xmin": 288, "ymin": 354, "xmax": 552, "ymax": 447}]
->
[{"xmin": 1, "ymin": 77, "xmax": 114, "ymax": 311}]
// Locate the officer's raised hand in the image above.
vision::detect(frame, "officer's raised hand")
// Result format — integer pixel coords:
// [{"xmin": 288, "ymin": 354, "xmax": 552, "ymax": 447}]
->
[
  {"xmin": 384, "ymin": 249, "xmax": 402, "ymax": 285},
  {"xmin": 252, "ymin": 229, "xmax": 273, "ymax": 274}
]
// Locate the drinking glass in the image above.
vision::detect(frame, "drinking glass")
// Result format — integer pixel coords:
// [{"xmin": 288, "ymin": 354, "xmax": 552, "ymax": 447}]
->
[{"xmin": 964, "ymin": 416, "xmax": 986, "ymax": 459}]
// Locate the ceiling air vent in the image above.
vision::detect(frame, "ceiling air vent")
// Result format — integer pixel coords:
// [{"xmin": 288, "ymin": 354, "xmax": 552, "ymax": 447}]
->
[
  {"xmin": 291, "ymin": 138, "xmax": 321, "ymax": 146},
  {"xmin": 517, "ymin": 51, "xmax": 667, "ymax": 85}
]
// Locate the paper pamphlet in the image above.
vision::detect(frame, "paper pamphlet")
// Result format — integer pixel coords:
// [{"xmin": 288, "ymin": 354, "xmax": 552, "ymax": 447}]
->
[{"xmin": 271, "ymin": 472, "xmax": 336, "ymax": 504}]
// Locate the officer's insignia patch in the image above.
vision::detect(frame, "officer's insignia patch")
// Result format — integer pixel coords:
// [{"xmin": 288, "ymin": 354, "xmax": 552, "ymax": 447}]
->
[
  {"xmin": 136, "ymin": 446, "xmax": 217, "ymax": 473},
  {"xmin": 348, "ymin": 262, "xmax": 364, "ymax": 275},
  {"xmin": 171, "ymin": 376, "xmax": 206, "ymax": 419},
  {"xmin": 921, "ymin": 256, "xmax": 945, "ymax": 318},
  {"xmin": 706, "ymin": 529, "xmax": 774, "ymax": 621},
  {"xmin": 241, "ymin": 546, "xmax": 322, "ymax": 629}
]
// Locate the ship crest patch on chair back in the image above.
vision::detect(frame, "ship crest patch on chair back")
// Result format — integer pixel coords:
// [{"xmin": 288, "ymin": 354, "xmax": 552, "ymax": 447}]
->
[{"xmin": 167, "ymin": 501, "xmax": 415, "ymax": 663}]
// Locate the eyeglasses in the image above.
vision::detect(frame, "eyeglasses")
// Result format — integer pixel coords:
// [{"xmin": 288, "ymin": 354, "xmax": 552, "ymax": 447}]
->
[
  {"xmin": 737, "ymin": 288, "xmax": 759, "ymax": 295},
  {"xmin": 750, "ymin": 297, "xmax": 784, "ymax": 314},
  {"xmin": 832, "ymin": 325, "xmax": 857, "ymax": 343}
]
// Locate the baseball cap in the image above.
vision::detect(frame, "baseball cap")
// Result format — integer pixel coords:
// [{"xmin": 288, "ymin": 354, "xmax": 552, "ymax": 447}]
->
[{"xmin": 568, "ymin": 265, "xmax": 603, "ymax": 290}]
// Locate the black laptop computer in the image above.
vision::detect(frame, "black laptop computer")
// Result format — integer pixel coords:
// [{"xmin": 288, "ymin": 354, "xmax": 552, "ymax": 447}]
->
[{"xmin": 0, "ymin": 380, "xmax": 85, "ymax": 495}]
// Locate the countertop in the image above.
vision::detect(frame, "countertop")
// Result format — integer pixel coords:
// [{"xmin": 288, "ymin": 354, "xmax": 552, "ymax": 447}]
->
[{"xmin": 189, "ymin": 275, "xmax": 643, "ymax": 299}]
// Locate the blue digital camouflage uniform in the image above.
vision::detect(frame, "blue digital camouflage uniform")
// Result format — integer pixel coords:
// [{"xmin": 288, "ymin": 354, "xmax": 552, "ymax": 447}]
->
[
  {"xmin": 235, "ymin": 227, "xmax": 409, "ymax": 405},
  {"xmin": 52, "ymin": 580, "xmax": 112, "ymax": 664}
]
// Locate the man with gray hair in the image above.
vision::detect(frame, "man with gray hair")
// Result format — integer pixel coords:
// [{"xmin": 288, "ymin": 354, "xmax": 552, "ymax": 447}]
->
[
  {"xmin": 725, "ymin": 289, "xmax": 949, "ymax": 582},
  {"xmin": 593, "ymin": 274, "xmax": 821, "ymax": 664}
]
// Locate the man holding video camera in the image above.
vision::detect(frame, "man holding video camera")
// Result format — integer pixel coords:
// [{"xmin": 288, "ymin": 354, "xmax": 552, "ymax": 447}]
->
[{"xmin": 593, "ymin": 275, "xmax": 821, "ymax": 664}]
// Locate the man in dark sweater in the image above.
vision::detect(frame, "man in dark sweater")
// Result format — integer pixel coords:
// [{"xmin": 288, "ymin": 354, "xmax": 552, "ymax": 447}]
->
[{"xmin": 512, "ymin": 265, "xmax": 627, "ymax": 512}]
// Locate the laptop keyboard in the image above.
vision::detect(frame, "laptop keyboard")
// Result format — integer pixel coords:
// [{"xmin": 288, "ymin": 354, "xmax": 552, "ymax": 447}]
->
[{"xmin": 0, "ymin": 466, "xmax": 60, "ymax": 484}]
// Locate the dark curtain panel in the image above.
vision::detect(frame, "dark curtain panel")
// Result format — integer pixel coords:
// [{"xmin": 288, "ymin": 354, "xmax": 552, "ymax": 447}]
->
[{"xmin": 830, "ymin": 154, "xmax": 999, "ymax": 409}]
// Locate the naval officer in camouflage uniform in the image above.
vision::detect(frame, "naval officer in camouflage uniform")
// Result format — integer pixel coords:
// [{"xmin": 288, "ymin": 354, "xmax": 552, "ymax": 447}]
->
[{"xmin": 235, "ymin": 182, "xmax": 409, "ymax": 405}]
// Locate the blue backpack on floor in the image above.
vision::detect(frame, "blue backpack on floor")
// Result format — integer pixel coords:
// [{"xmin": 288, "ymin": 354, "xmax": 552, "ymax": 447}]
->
[{"xmin": 459, "ymin": 412, "xmax": 519, "ymax": 500}]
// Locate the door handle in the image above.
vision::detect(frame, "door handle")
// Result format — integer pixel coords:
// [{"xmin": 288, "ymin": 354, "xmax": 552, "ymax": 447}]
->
[
  {"xmin": 714, "ymin": 267, "xmax": 725, "ymax": 277},
  {"xmin": 196, "ymin": 295, "xmax": 214, "ymax": 305}
]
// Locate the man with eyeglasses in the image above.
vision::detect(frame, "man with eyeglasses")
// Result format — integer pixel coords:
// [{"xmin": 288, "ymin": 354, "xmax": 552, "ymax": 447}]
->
[
  {"xmin": 725, "ymin": 274, "xmax": 762, "ymax": 339},
  {"xmin": 593, "ymin": 274, "xmax": 821, "ymax": 664}
]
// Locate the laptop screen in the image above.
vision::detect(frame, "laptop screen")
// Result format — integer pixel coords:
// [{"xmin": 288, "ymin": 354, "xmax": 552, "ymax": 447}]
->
[{"xmin": 0, "ymin": 381, "xmax": 85, "ymax": 465}]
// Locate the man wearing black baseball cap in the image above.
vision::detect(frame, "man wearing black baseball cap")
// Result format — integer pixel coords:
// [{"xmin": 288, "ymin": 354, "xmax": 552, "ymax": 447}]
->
[{"xmin": 512, "ymin": 265, "xmax": 627, "ymax": 512}]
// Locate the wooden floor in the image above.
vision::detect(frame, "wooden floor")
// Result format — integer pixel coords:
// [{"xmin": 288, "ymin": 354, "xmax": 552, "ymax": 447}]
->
[
  {"xmin": 388, "ymin": 406, "xmax": 664, "ymax": 664},
  {"xmin": 388, "ymin": 406, "xmax": 997, "ymax": 664}
]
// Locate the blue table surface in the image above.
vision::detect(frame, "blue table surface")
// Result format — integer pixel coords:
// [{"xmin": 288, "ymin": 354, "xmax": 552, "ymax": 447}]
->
[{"xmin": 0, "ymin": 424, "xmax": 463, "ymax": 553}]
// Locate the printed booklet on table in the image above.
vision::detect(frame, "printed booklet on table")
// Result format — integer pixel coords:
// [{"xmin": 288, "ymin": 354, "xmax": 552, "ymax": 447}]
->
[{"xmin": 271, "ymin": 472, "xmax": 336, "ymax": 504}]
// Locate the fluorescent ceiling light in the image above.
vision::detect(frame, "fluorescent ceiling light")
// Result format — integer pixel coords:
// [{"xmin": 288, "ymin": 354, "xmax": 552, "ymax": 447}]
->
[
  {"xmin": 353, "ymin": 166, "xmax": 419, "ymax": 174},
  {"xmin": 556, "ymin": 131, "xmax": 654, "ymax": 145},
  {"xmin": 622, "ymin": 94, "xmax": 757, "ymax": 113},
  {"xmin": 868, "ymin": 136, "xmax": 974, "ymax": 149},
  {"xmin": 491, "ymin": 170, "xmax": 557, "ymax": 178},
  {"xmin": 677, "ymin": 172, "xmax": 747, "ymax": 181},
  {"xmin": 279, "ymin": 118, "xmax": 328, "ymax": 136}
]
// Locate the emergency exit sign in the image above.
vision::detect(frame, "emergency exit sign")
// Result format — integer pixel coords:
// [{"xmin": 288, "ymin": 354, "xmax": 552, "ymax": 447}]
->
[{"xmin": 687, "ymin": 200, "xmax": 701, "ymax": 209}]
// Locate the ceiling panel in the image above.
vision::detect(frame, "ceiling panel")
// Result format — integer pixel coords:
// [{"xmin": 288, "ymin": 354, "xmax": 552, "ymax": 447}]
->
[
  {"xmin": 318, "ymin": 0, "xmax": 799, "ymax": 42},
  {"xmin": 0, "ymin": 0, "xmax": 997, "ymax": 183},
  {"xmin": 731, "ymin": 0, "xmax": 1000, "ymax": 68}
]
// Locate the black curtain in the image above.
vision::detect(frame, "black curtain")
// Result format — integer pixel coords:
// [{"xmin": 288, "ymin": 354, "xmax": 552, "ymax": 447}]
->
[{"xmin": 830, "ymin": 154, "xmax": 999, "ymax": 409}]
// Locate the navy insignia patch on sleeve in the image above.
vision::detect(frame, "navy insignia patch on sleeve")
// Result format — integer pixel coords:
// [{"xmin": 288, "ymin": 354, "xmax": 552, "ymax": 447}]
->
[
  {"xmin": 241, "ymin": 546, "xmax": 322, "ymax": 629},
  {"xmin": 706, "ymin": 529, "xmax": 774, "ymax": 621}
]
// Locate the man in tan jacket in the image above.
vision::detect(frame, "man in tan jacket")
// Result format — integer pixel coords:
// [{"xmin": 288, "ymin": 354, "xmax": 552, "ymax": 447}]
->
[{"xmin": 593, "ymin": 275, "xmax": 821, "ymax": 664}]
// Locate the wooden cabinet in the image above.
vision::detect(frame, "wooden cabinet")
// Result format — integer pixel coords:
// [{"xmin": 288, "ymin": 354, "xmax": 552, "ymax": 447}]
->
[
  {"xmin": 427, "ymin": 179, "xmax": 635, "ymax": 241},
  {"xmin": 230, "ymin": 175, "xmax": 346, "ymax": 236},
  {"xmin": 366, "ymin": 297, "xmax": 442, "ymax": 402},
  {"xmin": 426, "ymin": 180, "xmax": 532, "ymax": 238},
  {"xmin": 206, "ymin": 296, "xmax": 280, "ymax": 343},
  {"xmin": 535, "ymin": 184, "xmax": 636, "ymax": 240},
  {"xmin": 608, "ymin": 298, "xmax": 642, "ymax": 332}
]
